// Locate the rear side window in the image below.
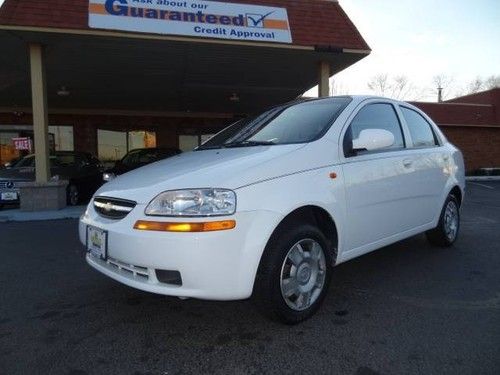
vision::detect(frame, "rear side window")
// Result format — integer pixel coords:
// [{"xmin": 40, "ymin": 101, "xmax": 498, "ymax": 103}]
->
[
  {"xmin": 400, "ymin": 107, "xmax": 438, "ymax": 148},
  {"xmin": 344, "ymin": 103, "xmax": 405, "ymax": 157}
]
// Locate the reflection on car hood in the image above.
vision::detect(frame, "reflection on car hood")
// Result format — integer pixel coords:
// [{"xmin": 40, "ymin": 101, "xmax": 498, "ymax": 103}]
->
[{"xmin": 96, "ymin": 144, "xmax": 309, "ymax": 203}]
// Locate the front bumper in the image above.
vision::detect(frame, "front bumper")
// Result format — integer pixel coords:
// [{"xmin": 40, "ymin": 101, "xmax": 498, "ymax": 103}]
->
[{"xmin": 79, "ymin": 202, "xmax": 282, "ymax": 300}]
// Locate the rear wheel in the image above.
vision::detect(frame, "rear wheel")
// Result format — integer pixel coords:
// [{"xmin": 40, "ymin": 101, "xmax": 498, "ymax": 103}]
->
[
  {"xmin": 67, "ymin": 184, "xmax": 80, "ymax": 206},
  {"xmin": 426, "ymin": 194, "xmax": 460, "ymax": 247},
  {"xmin": 253, "ymin": 223, "xmax": 333, "ymax": 324}
]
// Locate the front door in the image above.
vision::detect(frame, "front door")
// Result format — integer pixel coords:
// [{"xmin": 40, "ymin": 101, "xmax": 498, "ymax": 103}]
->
[{"xmin": 341, "ymin": 102, "xmax": 416, "ymax": 252}]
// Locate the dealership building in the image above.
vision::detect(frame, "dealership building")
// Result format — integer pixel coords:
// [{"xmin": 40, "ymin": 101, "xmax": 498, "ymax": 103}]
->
[
  {"xmin": 0, "ymin": 0, "xmax": 498, "ymax": 198},
  {"xmin": 0, "ymin": 0, "xmax": 370, "ymax": 177}
]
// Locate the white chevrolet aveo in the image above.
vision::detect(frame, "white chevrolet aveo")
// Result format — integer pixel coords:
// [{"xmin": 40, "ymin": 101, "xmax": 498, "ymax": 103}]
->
[{"xmin": 80, "ymin": 96, "xmax": 465, "ymax": 324}]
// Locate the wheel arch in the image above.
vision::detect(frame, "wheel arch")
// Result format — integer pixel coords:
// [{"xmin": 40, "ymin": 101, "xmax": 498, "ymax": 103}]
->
[
  {"xmin": 449, "ymin": 185, "xmax": 463, "ymax": 207},
  {"xmin": 262, "ymin": 205, "xmax": 339, "ymax": 265}
]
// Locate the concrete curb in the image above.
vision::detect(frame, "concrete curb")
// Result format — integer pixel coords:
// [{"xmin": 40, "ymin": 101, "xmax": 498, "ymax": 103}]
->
[
  {"xmin": 0, "ymin": 206, "xmax": 85, "ymax": 223},
  {"xmin": 466, "ymin": 176, "xmax": 500, "ymax": 181}
]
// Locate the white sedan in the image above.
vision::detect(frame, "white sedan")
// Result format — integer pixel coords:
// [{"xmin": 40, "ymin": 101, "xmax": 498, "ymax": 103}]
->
[{"xmin": 80, "ymin": 96, "xmax": 465, "ymax": 324}]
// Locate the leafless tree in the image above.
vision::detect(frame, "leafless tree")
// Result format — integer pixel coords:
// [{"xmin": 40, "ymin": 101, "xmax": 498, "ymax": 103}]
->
[
  {"xmin": 329, "ymin": 78, "xmax": 350, "ymax": 96},
  {"xmin": 367, "ymin": 73, "xmax": 390, "ymax": 96},
  {"xmin": 485, "ymin": 75, "xmax": 500, "ymax": 89},
  {"xmin": 463, "ymin": 75, "xmax": 500, "ymax": 95},
  {"xmin": 367, "ymin": 74, "xmax": 426, "ymax": 100}
]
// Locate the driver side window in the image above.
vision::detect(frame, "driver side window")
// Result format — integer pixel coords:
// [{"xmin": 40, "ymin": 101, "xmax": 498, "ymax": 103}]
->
[{"xmin": 344, "ymin": 103, "xmax": 405, "ymax": 157}]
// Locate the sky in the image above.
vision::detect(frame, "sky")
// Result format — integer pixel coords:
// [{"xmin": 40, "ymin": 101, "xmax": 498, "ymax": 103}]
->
[
  {"xmin": 0, "ymin": 0, "xmax": 497, "ymax": 101},
  {"xmin": 306, "ymin": 0, "xmax": 500, "ymax": 101}
]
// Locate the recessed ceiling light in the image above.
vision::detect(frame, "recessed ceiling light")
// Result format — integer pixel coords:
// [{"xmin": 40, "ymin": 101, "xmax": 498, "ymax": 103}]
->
[{"xmin": 57, "ymin": 86, "xmax": 70, "ymax": 97}]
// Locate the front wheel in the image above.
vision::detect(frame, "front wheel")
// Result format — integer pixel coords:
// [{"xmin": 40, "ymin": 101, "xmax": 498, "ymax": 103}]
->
[
  {"xmin": 426, "ymin": 195, "xmax": 460, "ymax": 247},
  {"xmin": 253, "ymin": 223, "xmax": 333, "ymax": 324}
]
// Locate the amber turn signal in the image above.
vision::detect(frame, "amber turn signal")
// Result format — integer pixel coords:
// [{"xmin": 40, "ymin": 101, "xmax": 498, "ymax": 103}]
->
[{"xmin": 134, "ymin": 220, "xmax": 236, "ymax": 232}]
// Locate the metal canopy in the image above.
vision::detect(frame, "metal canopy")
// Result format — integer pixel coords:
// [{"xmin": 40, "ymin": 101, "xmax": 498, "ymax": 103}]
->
[{"xmin": 0, "ymin": 29, "xmax": 366, "ymax": 114}]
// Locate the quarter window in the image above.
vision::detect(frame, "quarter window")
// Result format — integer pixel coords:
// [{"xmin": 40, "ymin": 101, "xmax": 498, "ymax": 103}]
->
[
  {"xmin": 400, "ymin": 107, "xmax": 438, "ymax": 148},
  {"xmin": 344, "ymin": 103, "xmax": 405, "ymax": 157}
]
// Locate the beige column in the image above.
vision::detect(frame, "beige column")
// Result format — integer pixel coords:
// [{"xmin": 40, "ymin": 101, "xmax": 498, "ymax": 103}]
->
[
  {"xmin": 318, "ymin": 61, "xmax": 331, "ymax": 98},
  {"xmin": 29, "ymin": 43, "xmax": 50, "ymax": 183}
]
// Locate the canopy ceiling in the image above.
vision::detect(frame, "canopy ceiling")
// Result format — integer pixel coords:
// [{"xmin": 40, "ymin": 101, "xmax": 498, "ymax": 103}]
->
[{"xmin": 0, "ymin": 29, "xmax": 367, "ymax": 114}]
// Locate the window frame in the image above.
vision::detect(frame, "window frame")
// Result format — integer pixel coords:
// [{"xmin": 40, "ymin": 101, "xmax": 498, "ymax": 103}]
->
[
  {"xmin": 398, "ymin": 105, "xmax": 442, "ymax": 149},
  {"xmin": 341, "ymin": 101, "xmax": 408, "ymax": 159}
]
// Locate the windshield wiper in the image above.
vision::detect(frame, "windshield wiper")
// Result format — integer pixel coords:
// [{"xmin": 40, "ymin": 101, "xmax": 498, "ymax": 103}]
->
[
  {"xmin": 224, "ymin": 140, "xmax": 276, "ymax": 148},
  {"xmin": 195, "ymin": 145, "xmax": 225, "ymax": 151}
]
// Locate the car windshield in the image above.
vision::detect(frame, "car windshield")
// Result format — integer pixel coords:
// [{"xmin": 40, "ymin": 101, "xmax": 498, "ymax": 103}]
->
[
  {"xmin": 197, "ymin": 97, "xmax": 352, "ymax": 150},
  {"xmin": 13, "ymin": 156, "xmax": 35, "ymax": 168}
]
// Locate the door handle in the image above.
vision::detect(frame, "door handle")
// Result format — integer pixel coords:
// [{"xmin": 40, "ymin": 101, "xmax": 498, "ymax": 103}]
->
[{"xmin": 403, "ymin": 159, "xmax": 413, "ymax": 168}]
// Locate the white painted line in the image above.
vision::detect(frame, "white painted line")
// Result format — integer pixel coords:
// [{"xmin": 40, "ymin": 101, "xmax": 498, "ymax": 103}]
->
[{"xmin": 468, "ymin": 182, "xmax": 495, "ymax": 190}]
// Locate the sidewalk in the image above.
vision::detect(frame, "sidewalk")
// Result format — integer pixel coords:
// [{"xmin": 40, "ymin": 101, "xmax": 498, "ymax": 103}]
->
[{"xmin": 0, "ymin": 205, "xmax": 86, "ymax": 222}]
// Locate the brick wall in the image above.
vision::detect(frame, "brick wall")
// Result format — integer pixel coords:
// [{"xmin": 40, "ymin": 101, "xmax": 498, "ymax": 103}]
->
[{"xmin": 440, "ymin": 126, "xmax": 500, "ymax": 172}]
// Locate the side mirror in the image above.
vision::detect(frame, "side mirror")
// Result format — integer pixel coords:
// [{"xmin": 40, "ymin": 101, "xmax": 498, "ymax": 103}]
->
[{"xmin": 352, "ymin": 129, "xmax": 395, "ymax": 152}]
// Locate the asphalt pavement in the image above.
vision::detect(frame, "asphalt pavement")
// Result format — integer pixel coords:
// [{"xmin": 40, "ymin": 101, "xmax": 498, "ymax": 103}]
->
[{"xmin": 0, "ymin": 182, "xmax": 499, "ymax": 374}]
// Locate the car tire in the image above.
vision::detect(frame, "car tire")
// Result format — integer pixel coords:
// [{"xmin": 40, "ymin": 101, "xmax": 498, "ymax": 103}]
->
[
  {"xmin": 253, "ymin": 223, "xmax": 333, "ymax": 324},
  {"xmin": 67, "ymin": 184, "xmax": 80, "ymax": 206},
  {"xmin": 426, "ymin": 194, "xmax": 460, "ymax": 247}
]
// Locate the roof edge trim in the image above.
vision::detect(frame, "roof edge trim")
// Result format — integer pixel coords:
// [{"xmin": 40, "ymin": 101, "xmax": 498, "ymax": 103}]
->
[{"xmin": 0, "ymin": 25, "xmax": 314, "ymax": 50}]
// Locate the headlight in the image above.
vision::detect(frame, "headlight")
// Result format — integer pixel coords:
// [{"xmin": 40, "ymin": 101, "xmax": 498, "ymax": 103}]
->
[
  {"xmin": 103, "ymin": 172, "xmax": 116, "ymax": 182},
  {"xmin": 145, "ymin": 189, "xmax": 236, "ymax": 217}
]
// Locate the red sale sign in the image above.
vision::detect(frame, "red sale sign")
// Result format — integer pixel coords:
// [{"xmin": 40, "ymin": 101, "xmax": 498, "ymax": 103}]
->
[{"xmin": 12, "ymin": 137, "xmax": 32, "ymax": 151}]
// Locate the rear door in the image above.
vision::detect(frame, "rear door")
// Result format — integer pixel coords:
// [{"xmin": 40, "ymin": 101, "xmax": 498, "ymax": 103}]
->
[{"xmin": 396, "ymin": 105, "xmax": 449, "ymax": 223}]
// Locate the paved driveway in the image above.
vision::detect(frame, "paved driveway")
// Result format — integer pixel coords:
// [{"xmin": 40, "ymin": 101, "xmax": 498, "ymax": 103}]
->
[{"xmin": 1, "ymin": 182, "xmax": 499, "ymax": 374}]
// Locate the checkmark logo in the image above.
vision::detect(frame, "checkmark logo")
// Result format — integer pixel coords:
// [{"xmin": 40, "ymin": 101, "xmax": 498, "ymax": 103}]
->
[{"xmin": 246, "ymin": 11, "xmax": 275, "ymax": 28}]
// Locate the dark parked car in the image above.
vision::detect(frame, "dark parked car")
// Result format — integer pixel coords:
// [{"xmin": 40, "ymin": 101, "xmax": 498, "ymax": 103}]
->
[
  {"xmin": 0, "ymin": 151, "xmax": 103, "ymax": 208},
  {"xmin": 103, "ymin": 148, "xmax": 181, "ymax": 181}
]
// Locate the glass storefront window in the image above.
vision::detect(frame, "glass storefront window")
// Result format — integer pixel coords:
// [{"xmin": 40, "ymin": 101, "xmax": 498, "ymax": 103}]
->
[
  {"xmin": 49, "ymin": 126, "xmax": 74, "ymax": 151},
  {"xmin": 128, "ymin": 131, "xmax": 157, "ymax": 150},
  {"xmin": 179, "ymin": 134, "xmax": 216, "ymax": 152},
  {"xmin": 98, "ymin": 130, "xmax": 127, "ymax": 162},
  {"xmin": 0, "ymin": 132, "xmax": 21, "ymax": 166},
  {"xmin": 98, "ymin": 129, "xmax": 157, "ymax": 163}
]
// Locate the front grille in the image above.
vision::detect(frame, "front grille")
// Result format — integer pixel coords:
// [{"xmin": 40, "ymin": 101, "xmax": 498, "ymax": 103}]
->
[
  {"xmin": 107, "ymin": 257, "xmax": 149, "ymax": 280},
  {"xmin": 93, "ymin": 196, "xmax": 136, "ymax": 219},
  {"xmin": 0, "ymin": 181, "xmax": 20, "ymax": 189}
]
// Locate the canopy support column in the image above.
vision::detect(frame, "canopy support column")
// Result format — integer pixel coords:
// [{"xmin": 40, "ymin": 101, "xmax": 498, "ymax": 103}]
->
[
  {"xmin": 29, "ymin": 43, "xmax": 50, "ymax": 183},
  {"xmin": 318, "ymin": 61, "xmax": 331, "ymax": 98}
]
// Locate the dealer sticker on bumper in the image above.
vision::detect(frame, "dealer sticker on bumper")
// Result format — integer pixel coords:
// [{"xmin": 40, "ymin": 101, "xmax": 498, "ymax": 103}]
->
[{"xmin": 87, "ymin": 226, "xmax": 108, "ymax": 260}]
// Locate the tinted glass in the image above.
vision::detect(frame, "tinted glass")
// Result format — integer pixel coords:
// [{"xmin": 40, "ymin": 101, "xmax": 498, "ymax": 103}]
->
[
  {"xmin": 14, "ymin": 156, "xmax": 35, "ymax": 168},
  {"xmin": 122, "ymin": 149, "xmax": 169, "ymax": 166},
  {"xmin": 344, "ymin": 103, "xmax": 405, "ymax": 156},
  {"xmin": 198, "ymin": 98, "xmax": 352, "ymax": 150},
  {"xmin": 54, "ymin": 154, "xmax": 78, "ymax": 167},
  {"xmin": 400, "ymin": 107, "xmax": 438, "ymax": 148}
]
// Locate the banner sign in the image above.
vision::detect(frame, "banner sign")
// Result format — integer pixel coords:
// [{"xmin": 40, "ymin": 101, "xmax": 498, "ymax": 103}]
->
[
  {"xmin": 12, "ymin": 137, "xmax": 32, "ymax": 151},
  {"xmin": 89, "ymin": 0, "xmax": 292, "ymax": 44}
]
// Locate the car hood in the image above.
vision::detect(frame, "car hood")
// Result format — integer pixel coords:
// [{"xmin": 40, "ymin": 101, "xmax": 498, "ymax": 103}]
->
[{"xmin": 96, "ymin": 144, "xmax": 308, "ymax": 203}]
